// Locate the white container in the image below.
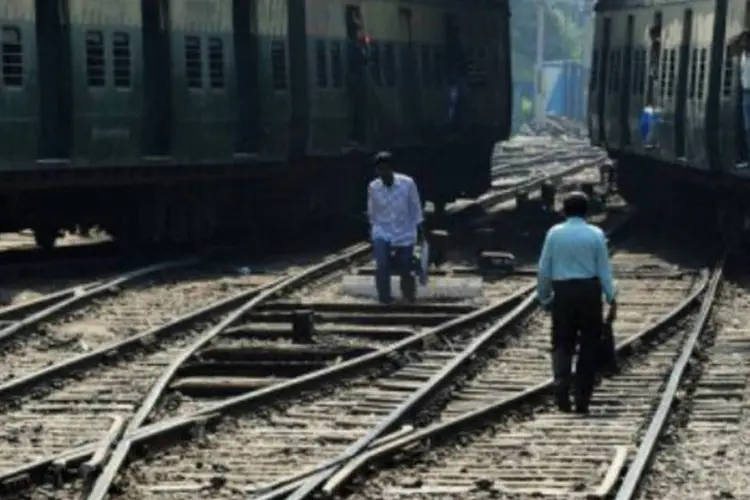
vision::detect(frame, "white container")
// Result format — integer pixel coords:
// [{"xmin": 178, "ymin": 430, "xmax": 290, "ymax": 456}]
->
[{"xmin": 340, "ymin": 275, "xmax": 484, "ymax": 300}]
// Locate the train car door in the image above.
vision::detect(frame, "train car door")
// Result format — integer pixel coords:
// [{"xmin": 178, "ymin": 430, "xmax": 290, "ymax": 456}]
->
[
  {"xmin": 287, "ymin": 0, "xmax": 309, "ymax": 158},
  {"xmin": 346, "ymin": 5, "xmax": 367, "ymax": 144},
  {"xmin": 706, "ymin": 0, "xmax": 729, "ymax": 170},
  {"xmin": 141, "ymin": 0, "xmax": 172, "ymax": 157},
  {"xmin": 596, "ymin": 17, "xmax": 611, "ymax": 143},
  {"xmin": 233, "ymin": 0, "xmax": 260, "ymax": 154},
  {"xmin": 675, "ymin": 9, "xmax": 693, "ymax": 159},
  {"xmin": 620, "ymin": 15, "xmax": 634, "ymax": 146},
  {"xmin": 35, "ymin": 0, "xmax": 72, "ymax": 160},
  {"xmin": 398, "ymin": 8, "xmax": 419, "ymax": 141}
]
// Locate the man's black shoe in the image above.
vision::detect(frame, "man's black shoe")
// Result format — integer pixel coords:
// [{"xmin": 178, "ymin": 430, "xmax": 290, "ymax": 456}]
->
[
  {"xmin": 574, "ymin": 402, "xmax": 589, "ymax": 414},
  {"xmin": 556, "ymin": 395, "xmax": 572, "ymax": 413}
]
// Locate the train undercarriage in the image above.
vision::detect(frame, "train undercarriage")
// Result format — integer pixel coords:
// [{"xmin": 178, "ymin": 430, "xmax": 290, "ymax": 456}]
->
[
  {"xmin": 0, "ymin": 140, "xmax": 492, "ymax": 250},
  {"xmin": 613, "ymin": 153, "xmax": 750, "ymax": 253}
]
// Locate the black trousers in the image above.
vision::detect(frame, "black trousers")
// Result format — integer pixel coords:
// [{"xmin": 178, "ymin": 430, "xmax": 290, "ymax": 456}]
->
[{"xmin": 551, "ymin": 278, "xmax": 603, "ymax": 407}]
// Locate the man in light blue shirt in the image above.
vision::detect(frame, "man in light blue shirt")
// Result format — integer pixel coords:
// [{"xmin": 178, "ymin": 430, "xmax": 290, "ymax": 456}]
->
[
  {"xmin": 537, "ymin": 192, "xmax": 617, "ymax": 414},
  {"xmin": 367, "ymin": 152, "xmax": 424, "ymax": 304}
]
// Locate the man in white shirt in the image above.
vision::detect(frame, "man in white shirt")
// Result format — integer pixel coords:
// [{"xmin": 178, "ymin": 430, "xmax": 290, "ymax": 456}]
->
[
  {"xmin": 739, "ymin": 34, "xmax": 750, "ymax": 164},
  {"xmin": 367, "ymin": 152, "xmax": 424, "ymax": 304}
]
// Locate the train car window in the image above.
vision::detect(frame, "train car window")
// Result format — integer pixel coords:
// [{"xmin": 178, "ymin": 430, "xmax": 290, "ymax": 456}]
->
[
  {"xmin": 630, "ymin": 49, "xmax": 640, "ymax": 96},
  {"xmin": 659, "ymin": 48, "xmax": 668, "ymax": 99},
  {"xmin": 590, "ymin": 50, "xmax": 598, "ymax": 91},
  {"xmin": 316, "ymin": 40, "xmax": 328, "ymax": 87},
  {"xmin": 607, "ymin": 50, "xmax": 616, "ymax": 92},
  {"xmin": 112, "ymin": 32, "xmax": 131, "ymax": 89},
  {"xmin": 369, "ymin": 41, "xmax": 382, "ymax": 86},
  {"xmin": 383, "ymin": 43, "xmax": 396, "ymax": 86},
  {"xmin": 722, "ymin": 43, "xmax": 734, "ymax": 96},
  {"xmin": 639, "ymin": 49, "xmax": 647, "ymax": 95},
  {"xmin": 666, "ymin": 49, "xmax": 676, "ymax": 98},
  {"xmin": 184, "ymin": 36, "xmax": 202, "ymax": 89},
  {"xmin": 1, "ymin": 26, "xmax": 23, "ymax": 87},
  {"xmin": 688, "ymin": 49, "xmax": 698, "ymax": 100},
  {"xmin": 434, "ymin": 46, "xmax": 445, "ymax": 86},
  {"xmin": 697, "ymin": 48, "xmax": 707, "ymax": 99},
  {"xmin": 613, "ymin": 50, "xmax": 621, "ymax": 92},
  {"xmin": 86, "ymin": 31, "xmax": 106, "ymax": 87},
  {"xmin": 208, "ymin": 37, "xmax": 225, "ymax": 89},
  {"xmin": 330, "ymin": 41, "xmax": 343, "ymax": 87},
  {"xmin": 271, "ymin": 40, "xmax": 287, "ymax": 90},
  {"xmin": 646, "ymin": 13, "xmax": 662, "ymax": 103},
  {"xmin": 421, "ymin": 45, "xmax": 431, "ymax": 87}
]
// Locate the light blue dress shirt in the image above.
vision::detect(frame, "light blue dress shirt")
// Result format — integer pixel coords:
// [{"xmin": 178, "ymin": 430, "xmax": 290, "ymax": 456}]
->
[
  {"xmin": 537, "ymin": 217, "xmax": 616, "ymax": 305},
  {"xmin": 367, "ymin": 173, "xmax": 424, "ymax": 246}
]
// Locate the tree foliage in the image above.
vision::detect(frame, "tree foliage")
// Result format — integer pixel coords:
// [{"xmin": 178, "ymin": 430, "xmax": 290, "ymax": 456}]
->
[{"xmin": 510, "ymin": 0, "xmax": 585, "ymax": 82}]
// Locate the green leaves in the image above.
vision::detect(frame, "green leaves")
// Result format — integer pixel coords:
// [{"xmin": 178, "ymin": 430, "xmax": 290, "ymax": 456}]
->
[{"xmin": 510, "ymin": 0, "xmax": 585, "ymax": 80}]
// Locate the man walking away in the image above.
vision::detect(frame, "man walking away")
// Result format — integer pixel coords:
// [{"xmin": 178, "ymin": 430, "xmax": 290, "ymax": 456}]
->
[
  {"xmin": 537, "ymin": 192, "xmax": 617, "ymax": 414},
  {"xmin": 367, "ymin": 151, "xmax": 425, "ymax": 304}
]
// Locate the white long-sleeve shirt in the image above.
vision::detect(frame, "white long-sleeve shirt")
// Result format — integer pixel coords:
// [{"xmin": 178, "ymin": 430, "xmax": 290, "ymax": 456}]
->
[
  {"xmin": 367, "ymin": 173, "xmax": 424, "ymax": 246},
  {"xmin": 741, "ymin": 52, "xmax": 750, "ymax": 90}
]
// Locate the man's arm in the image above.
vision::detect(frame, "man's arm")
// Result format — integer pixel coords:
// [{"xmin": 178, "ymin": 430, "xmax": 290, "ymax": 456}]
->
[
  {"xmin": 537, "ymin": 231, "xmax": 554, "ymax": 306},
  {"xmin": 595, "ymin": 231, "xmax": 616, "ymax": 303},
  {"xmin": 367, "ymin": 184, "xmax": 375, "ymax": 227},
  {"xmin": 408, "ymin": 179, "xmax": 425, "ymax": 237}
]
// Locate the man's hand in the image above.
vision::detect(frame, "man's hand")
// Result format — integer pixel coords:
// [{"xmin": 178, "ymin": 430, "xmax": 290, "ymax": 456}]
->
[{"xmin": 605, "ymin": 300, "xmax": 617, "ymax": 324}]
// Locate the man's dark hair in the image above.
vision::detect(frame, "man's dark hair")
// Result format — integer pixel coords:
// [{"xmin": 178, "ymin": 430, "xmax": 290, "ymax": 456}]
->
[
  {"xmin": 374, "ymin": 151, "xmax": 393, "ymax": 168},
  {"xmin": 563, "ymin": 192, "xmax": 588, "ymax": 218}
]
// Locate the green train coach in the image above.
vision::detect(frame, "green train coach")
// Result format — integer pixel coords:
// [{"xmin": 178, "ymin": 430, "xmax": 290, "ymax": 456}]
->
[
  {"xmin": 589, "ymin": 0, "xmax": 750, "ymax": 242},
  {"xmin": 0, "ymin": 0, "xmax": 511, "ymax": 248}
]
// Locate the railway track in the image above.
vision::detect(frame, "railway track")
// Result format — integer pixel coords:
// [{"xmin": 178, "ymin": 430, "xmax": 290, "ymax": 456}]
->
[
  {"xmin": 0, "ymin": 244, "xmax": 359, "ymax": 481},
  {"xmin": 16, "ymin": 211, "xmax": 624, "ymax": 499},
  {"xmin": 306, "ymin": 228, "xmax": 722, "ymax": 500},
  {"xmin": 615, "ymin": 265, "xmax": 750, "ymax": 500},
  {"xmin": 0, "ymin": 144, "xmax": 611, "ymax": 499}
]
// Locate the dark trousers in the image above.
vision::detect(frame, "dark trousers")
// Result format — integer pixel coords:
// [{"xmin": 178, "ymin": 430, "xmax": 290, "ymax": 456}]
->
[
  {"xmin": 743, "ymin": 90, "xmax": 750, "ymax": 161},
  {"xmin": 373, "ymin": 238, "xmax": 415, "ymax": 303},
  {"xmin": 551, "ymin": 278, "xmax": 603, "ymax": 408}
]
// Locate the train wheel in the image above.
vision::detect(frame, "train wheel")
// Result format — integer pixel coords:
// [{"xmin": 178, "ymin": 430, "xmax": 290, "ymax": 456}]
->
[{"xmin": 33, "ymin": 226, "xmax": 58, "ymax": 251}]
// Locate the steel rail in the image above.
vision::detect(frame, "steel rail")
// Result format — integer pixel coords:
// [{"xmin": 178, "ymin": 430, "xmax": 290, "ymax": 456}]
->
[
  {"xmin": 84, "ymin": 212, "xmax": 634, "ymax": 499},
  {"xmin": 0, "ymin": 240, "xmax": 370, "ymax": 397},
  {"xmin": 449, "ymin": 153, "xmax": 606, "ymax": 215},
  {"xmin": 0, "ymin": 256, "xmax": 199, "ymax": 347},
  {"xmin": 491, "ymin": 149, "xmax": 602, "ymax": 177},
  {"xmin": 613, "ymin": 256, "xmax": 725, "ymax": 500},
  {"xmin": 0, "ymin": 281, "xmax": 100, "ymax": 322},
  {"xmin": 0, "ymin": 243, "xmax": 369, "ymax": 492},
  {"xmin": 0, "ymin": 218, "xmax": 543, "ymax": 494},
  {"xmin": 83, "ymin": 242, "xmax": 373, "ymax": 499},
  {"xmin": 279, "ymin": 214, "xmax": 633, "ymax": 498},
  {"xmin": 84, "ymin": 291, "xmax": 535, "ymax": 498},
  {"xmin": 0, "ymin": 274, "xmax": 286, "ymax": 399},
  {"xmin": 0, "ymin": 151, "xmax": 610, "ymax": 495},
  {"xmin": 312, "ymin": 267, "xmax": 713, "ymax": 497},
  {"xmin": 81, "ymin": 286, "xmax": 536, "ymax": 499},
  {"xmin": 286, "ymin": 293, "xmax": 538, "ymax": 500},
  {"xmin": 482, "ymin": 154, "xmax": 606, "ymax": 206}
]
